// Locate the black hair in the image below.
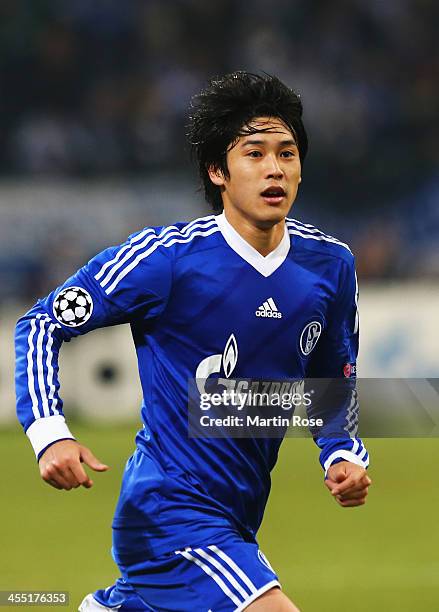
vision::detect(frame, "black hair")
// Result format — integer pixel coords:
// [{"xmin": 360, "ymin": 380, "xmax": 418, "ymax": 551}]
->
[{"xmin": 187, "ymin": 71, "xmax": 308, "ymax": 212}]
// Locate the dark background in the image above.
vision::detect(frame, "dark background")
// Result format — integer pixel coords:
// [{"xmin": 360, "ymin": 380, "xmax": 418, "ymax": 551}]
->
[{"xmin": 0, "ymin": 0, "xmax": 438, "ymax": 304}]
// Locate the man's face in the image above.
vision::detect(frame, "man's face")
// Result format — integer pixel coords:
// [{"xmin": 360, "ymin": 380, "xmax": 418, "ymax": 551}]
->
[{"xmin": 209, "ymin": 117, "xmax": 302, "ymax": 227}]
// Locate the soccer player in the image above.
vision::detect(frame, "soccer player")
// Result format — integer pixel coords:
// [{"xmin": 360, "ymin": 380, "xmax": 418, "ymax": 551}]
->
[{"xmin": 16, "ymin": 72, "xmax": 371, "ymax": 611}]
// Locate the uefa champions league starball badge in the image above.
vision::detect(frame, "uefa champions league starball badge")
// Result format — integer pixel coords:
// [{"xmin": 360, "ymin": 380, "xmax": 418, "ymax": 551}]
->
[{"xmin": 53, "ymin": 286, "xmax": 93, "ymax": 327}]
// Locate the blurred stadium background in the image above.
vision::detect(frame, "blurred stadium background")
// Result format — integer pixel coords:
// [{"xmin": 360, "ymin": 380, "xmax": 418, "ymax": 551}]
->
[{"xmin": 0, "ymin": 1, "xmax": 438, "ymax": 610}]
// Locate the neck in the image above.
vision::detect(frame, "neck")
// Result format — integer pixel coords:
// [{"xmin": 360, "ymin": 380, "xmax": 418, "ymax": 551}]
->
[{"xmin": 222, "ymin": 208, "xmax": 285, "ymax": 256}]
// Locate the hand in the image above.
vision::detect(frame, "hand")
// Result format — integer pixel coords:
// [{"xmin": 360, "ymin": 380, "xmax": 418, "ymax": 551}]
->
[
  {"xmin": 38, "ymin": 439, "xmax": 109, "ymax": 490},
  {"xmin": 325, "ymin": 461, "xmax": 371, "ymax": 507}
]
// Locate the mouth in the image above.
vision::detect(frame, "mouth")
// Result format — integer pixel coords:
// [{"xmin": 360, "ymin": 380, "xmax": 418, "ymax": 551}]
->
[{"xmin": 260, "ymin": 186, "xmax": 286, "ymax": 205}]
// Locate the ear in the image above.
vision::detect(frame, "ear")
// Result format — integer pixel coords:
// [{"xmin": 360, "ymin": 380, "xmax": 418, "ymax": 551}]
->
[{"xmin": 207, "ymin": 165, "xmax": 226, "ymax": 187}]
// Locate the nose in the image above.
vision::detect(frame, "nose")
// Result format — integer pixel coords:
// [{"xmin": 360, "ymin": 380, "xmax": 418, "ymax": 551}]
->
[{"xmin": 264, "ymin": 154, "xmax": 284, "ymax": 179}]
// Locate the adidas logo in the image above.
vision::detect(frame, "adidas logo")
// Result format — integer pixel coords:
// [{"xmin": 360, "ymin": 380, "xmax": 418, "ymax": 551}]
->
[{"xmin": 255, "ymin": 297, "xmax": 283, "ymax": 319}]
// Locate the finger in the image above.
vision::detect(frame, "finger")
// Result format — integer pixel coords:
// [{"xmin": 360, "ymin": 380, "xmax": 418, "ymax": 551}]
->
[
  {"xmin": 66, "ymin": 467, "xmax": 84, "ymax": 489},
  {"xmin": 53, "ymin": 463, "xmax": 81, "ymax": 489},
  {"xmin": 337, "ymin": 487, "xmax": 369, "ymax": 502},
  {"xmin": 80, "ymin": 447, "xmax": 109, "ymax": 472},
  {"xmin": 45, "ymin": 478, "xmax": 63, "ymax": 490},
  {"xmin": 44, "ymin": 472, "xmax": 72, "ymax": 490},
  {"xmin": 336, "ymin": 497, "xmax": 366, "ymax": 508},
  {"xmin": 51, "ymin": 469, "xmax": 74, "ymax": 490},
  {"xmin": 41, "ymin": 465, "xmax": 70, "ymax": 490},
  {"xmin": 331, "ymin": 474, "xmax": 361, "ymax": 496},
  {"xmin": 355, "ymin": 472, "xmax": 371, "ymax": 487},
  {"xmin": 337, "ymin": 481, "xmax": 371, "ymax": 497},
  {"xmin": 47, "ymin": 463, "xmax": 79, "ymax": 490},
  {"xmin": 68, "ymin": 462, "xmax": 93, "ymax": 488}
]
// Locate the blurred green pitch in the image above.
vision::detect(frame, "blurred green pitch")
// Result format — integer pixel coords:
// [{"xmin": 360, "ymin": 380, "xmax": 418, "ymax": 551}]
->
[{"xmin": 1, "ymin": 424, "xmax": 438, "ymax": 611}]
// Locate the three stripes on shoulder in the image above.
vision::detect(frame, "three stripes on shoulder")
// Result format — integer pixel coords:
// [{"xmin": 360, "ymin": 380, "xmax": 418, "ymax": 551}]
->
[{"xmin": 94, "ymin": 215, "xmax": 352, "ymax": 296}]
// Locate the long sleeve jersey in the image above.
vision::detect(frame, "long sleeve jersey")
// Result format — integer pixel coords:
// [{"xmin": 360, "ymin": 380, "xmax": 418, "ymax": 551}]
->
[{"xmin": 16, "ymin": 212, "xmax": 369, "ymax": 558}]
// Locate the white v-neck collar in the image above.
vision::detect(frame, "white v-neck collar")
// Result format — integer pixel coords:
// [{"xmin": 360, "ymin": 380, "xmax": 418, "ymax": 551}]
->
[{"xmin": 215, "ymin": 212, "xmax": 291, "ymax": 277}]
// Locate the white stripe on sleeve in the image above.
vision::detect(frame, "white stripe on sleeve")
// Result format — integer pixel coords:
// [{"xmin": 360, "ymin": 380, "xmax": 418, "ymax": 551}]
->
[
  {"xmin": 45, "ymin": 322, "xmax": 60, "ymax": 416},
  {"xmin": 26, "ymin": 318, "xmax": 40, "ymax": 420},
  {"xmin": 105, "ymin": 226, "xmax": 220, "ymax": 295},
  {"xmin": 36, "ymin": 318, "xmax": 50, "ymax": 418},
  {"xmin": 94, "ymin": 228, "xmax": 156, "ymax": 281},
  {"xmin": 96, "ymin": 216, "xmax": 215, "ymax": 288},
  {"xmin": 288, "ymin": 228, "xmax": 352, "ymax": 253}
]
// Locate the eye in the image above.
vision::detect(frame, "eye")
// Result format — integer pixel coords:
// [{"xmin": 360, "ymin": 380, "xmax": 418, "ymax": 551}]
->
[
  {"xmin": 280, "ymin": 150, "xmax": 296, "ymax": 158},
  {"xmin": 247, "ymin": 150, "xmax": 262, "ymax": 157}
]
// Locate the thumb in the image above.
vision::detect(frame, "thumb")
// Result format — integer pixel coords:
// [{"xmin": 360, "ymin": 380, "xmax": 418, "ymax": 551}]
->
[
  {"xmin": 327, "ymin": 463, "xmax": 348, "ymax": 484},
  {"xmin": 334, "ymin": 470, "xmax": 347, "ymax": 483},
  {"xmin": 80, "ymin": 446, "xmax": 109, "ymax": 472}
]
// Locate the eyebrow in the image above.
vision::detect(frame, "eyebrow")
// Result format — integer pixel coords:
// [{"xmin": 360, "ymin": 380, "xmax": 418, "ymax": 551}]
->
[{"xmin": 240, "ymin": 138, "xmax": 298, "ymax": 148}]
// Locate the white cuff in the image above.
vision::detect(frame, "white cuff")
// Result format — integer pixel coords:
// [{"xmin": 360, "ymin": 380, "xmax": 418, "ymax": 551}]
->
[
  {"xmin": 26, "ymin": 415, "xmax": 75, "ymax": 458},
  {"xmin": 323, "ymin": 449, "xmax": 369, "ymax": 476}
]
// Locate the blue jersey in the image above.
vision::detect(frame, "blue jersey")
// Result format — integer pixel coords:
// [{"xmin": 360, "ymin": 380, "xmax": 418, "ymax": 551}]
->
[{"xmin": 15, "ymin": 212, "xmax": 369, "ymax": 559}]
